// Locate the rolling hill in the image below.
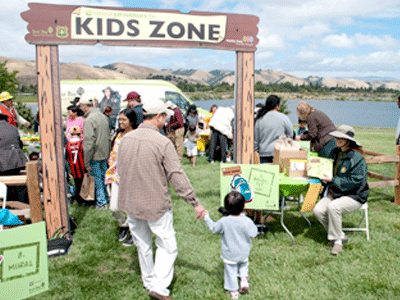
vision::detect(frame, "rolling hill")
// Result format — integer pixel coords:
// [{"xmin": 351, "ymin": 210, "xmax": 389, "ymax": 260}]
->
[{"xmin": 1, "ymin": 56, "xmax": 400, "ymax": 90}]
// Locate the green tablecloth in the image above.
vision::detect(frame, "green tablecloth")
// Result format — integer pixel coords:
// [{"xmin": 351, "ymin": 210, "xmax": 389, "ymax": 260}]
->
[{"xmin": 278, "ymin": 173, "xmax": 310, "ymax": 197}]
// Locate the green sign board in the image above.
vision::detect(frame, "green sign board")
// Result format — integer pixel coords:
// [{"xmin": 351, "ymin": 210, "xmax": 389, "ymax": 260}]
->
[
  {"xmin": 0, "ymin": 222, "xmax": 49, "ymax": 300},
  {"xmin": 220, "ymin": 164, "xmax": 279, "ymax": 210}
]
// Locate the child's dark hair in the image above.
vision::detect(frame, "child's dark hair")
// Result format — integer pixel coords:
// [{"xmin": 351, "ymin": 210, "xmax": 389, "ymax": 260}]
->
[
  {"xmin": 189, "ymin": 125, "xmax": 196, "ymax": 132},
  {"xmin": 224, "ymin": 191, "xmax": 245, "ymax": 216}
]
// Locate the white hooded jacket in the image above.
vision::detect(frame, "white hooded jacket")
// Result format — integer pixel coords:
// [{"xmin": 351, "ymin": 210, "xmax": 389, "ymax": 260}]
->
[{"xmin": 208, "ymin": 107, "xmax": 234, "ymax": 139}]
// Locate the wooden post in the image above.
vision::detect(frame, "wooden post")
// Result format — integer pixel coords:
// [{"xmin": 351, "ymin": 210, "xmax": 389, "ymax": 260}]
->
[
  {"xmin": 395, "ymin": 145, "xmax": 400, "ymax": 205},
  {"xmin": 235, "ymin": 51, "xmax": 255, "ymax": 164},
  {"xmin": 36, "ymin": 45, "xmax": 69, "ymax": 238},
  {"xmin": 26, "ymin": 161, "xmax": 43, "ymax": 223}
]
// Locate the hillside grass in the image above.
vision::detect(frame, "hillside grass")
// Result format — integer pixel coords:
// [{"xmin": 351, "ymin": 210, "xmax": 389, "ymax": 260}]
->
[
  {"xmin": 15, "ymin": 94, "xmax": 38, "ymax": 103},
  {"xmin": 28, "ymin": 127, "xmax": 400, "ymax": 300}
]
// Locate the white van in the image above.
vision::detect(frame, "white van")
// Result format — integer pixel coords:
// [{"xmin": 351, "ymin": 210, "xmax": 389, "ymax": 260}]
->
[{"xmin": 60, "ymin": 79, "xmax": 207, "ymax": 115}]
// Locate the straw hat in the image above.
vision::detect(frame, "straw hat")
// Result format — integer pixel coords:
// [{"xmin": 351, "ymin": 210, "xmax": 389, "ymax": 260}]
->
[{"xmin": 329, "ymin": 125, "xmax": 360, "ymax": 147}]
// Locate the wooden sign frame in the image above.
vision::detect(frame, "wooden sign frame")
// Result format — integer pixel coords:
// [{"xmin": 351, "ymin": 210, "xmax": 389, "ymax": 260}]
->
[{"xmin": 22, "ymin": 3, "xmax": 259, "ymax": 237}]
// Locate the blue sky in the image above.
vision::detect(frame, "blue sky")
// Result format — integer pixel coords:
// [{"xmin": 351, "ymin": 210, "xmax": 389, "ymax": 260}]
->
[{"xmin": 3, "ymin": 0, "xmax": 400, "ymax": 79}]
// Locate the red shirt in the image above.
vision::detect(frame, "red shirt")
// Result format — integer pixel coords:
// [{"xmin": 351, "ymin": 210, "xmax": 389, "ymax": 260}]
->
[
  {"xmin": 0, "ymin": 104, "xmax": 16, "ymax": 126},
  {"xmin": 65, "ymin": 138, "xmax": 85, "ymax": 178},
  {"xmin": 166, "ymin": 107, "xmax": 184, "ymax": 131}
]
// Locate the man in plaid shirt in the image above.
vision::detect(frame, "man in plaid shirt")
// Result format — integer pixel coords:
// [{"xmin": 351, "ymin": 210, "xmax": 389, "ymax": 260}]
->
[{"xmin": 118, "ymin": 99, "xmax": 206, "ymax": 300}]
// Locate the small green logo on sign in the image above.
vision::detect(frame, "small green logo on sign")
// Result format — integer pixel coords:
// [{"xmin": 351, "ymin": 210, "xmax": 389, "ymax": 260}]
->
[{"xmin": 56, "ymin": 26, "xmax": 68, "ymax": 38}]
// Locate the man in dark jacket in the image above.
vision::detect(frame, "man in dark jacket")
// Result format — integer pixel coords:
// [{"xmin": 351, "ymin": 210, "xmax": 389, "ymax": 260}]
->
[
  {"xmin": 0, "ymin": 113, "xmax": 28, "ymax": 202},
  {"xmin": 124, "ymin": 91, "xmax": 143, "ymax": 127}
]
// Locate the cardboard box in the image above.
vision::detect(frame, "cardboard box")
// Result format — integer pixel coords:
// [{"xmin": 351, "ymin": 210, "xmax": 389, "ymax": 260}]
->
[
  {"xmin": 282, "ymin": 158, "xmax": 308, "ymax": 177},
  {"xmin": 273, "ymin": 148, "xmax": 308, "ymax": 173}
]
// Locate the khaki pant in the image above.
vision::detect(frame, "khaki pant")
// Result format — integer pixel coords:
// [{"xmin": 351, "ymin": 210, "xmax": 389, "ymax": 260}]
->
[
  {"xmin": 167, "ymin": 127, "xmax": 184, "ymax": 161},
  {"xmin": 314, "ymin": 195, "xmax": 362, "ymax": 241},
  {"xmin": 127, "ymin": 210, "xmax": 177, "ymax": 296}
]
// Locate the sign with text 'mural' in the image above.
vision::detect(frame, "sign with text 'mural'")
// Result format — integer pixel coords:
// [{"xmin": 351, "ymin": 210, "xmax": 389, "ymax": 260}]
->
[
  {"xmin": 21, "ymin": 3, "xmax": 259, "ymax": 51},
  {"xmin": 0, "ymin": 222, "xmax": 49, "ymax": 300}
]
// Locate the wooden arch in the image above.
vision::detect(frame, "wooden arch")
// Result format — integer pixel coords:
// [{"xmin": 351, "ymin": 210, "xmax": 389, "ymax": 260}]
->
[{"xmin": 22, "ymin": 3, "xmax": 260, "ymax": 237}]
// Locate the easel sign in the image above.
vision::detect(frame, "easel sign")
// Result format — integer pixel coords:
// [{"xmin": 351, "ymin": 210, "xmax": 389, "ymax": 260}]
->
[
  {"xmin": 220, "ymin": 164, "xmax": 279, "ymax": 210},
  {"xmin": 0, "ymin": 222, "xmax": 49, "ymax": 300}
]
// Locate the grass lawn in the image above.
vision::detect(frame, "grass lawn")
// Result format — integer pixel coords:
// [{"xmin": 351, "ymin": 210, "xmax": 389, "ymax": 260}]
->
[{"xmin": 29, "ymin": 128, "xmax": 400, "ymax": 300}]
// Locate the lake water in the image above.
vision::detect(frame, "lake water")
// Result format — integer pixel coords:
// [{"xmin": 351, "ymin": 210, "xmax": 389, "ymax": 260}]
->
[
  {"xmin": 194, "ymin": 99, "xmax": 398, "ymax": 128},
  {"xmin": 27, "ymin": 99, "xmax": 398, "ymax": 128}
]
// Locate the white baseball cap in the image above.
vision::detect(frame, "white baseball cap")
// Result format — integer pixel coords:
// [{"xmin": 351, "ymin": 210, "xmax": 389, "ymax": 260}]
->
[{"xmin": 143, "ymin": 99, "xmax": 174, "ymax": 116}]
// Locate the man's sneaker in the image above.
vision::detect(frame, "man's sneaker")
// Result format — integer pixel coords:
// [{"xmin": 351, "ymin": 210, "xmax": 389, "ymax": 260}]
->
[
  {"xmin": 240, "ymin": 277, "xmax": 250, "ymax": 294},
  {"xmin": 122, "ymin": 235, "xmax": 134, "ymax": 247},
  {"xmin": 118, "ymin": 227, "xmax": 130, "ymax": 242},
  {"xmin": 148, "ymin": 291, "xmax": 172, "ymax": 300}
]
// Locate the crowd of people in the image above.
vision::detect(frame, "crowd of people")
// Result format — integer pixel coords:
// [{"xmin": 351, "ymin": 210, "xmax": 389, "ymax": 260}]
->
[{"xmin": 0, "ymin": 89, "xmax": 372, "ymax": 299}]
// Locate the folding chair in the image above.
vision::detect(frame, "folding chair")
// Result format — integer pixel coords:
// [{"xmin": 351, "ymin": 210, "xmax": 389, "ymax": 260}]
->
[
  {"xmin": 0, "ymin": 182, "xmax": 7, "ymax": 231},
  {"xmin": 343, "ymin": 202, "xmax": 369, "ymax": 240}
]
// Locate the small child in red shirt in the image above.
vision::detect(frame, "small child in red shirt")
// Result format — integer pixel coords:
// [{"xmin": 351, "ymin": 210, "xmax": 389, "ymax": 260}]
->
[{"xmin": 65, "ymin": 126, "xmax": 86, "ymax": 205}]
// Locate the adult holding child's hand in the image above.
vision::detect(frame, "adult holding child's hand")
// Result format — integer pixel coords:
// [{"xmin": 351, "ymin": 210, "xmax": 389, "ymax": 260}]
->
[
  {"xmin": 195, "ymin": 204, "xmax": 207, "ymax": 220},
  {"xmin": 117, "ymin": 99, "xmax": 206, "ymax": 300}
]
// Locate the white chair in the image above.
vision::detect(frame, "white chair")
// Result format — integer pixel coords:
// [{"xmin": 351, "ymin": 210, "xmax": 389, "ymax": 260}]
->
[
  {"xmin": 0, "ymin": 182, "xmax": 7, "ymax": 231},
  {"xmin": 343, "ymin": 202, "xmax": 369, "ymax": 240}
]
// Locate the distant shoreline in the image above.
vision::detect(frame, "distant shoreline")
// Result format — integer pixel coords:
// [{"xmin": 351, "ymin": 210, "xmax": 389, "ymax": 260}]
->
[
  {"xmin": 17, "ymin": 91, "xmax": 398, "ymax": 103},
  {"xmin": 187, "ymin": 91, "xmax": 397, "ymax": 102}
]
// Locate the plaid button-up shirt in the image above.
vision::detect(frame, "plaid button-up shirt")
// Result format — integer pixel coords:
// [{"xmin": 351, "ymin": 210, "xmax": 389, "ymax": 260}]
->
[{"xmin": 117, "ymin": 122, "xmax": 200, "ymax": 221}]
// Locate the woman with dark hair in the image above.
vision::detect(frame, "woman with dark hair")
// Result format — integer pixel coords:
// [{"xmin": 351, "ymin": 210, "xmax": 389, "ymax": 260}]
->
[
  {"xmin": 313, "ymin": 125, "xmax": 368, "ymax": 255},
  {"xmin": 185, "ymin": 104, "xmax": 199, "ymax": 130},
  {"xmin": 105, "ymin": 108, "xmax": 138, "ymax": 245},
  {"xmin": 254, "ymin": 95, "xmax": 293, "ymax": 163}
]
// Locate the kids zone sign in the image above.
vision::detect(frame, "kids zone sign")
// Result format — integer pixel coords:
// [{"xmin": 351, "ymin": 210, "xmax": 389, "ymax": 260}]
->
[
  {"xmin": 22, "ymin": 3, "xmax": 259, "ymax": 51},
  {"xmin": 71, "ymin": 7, "xmax": 226, "ymax": 43}
]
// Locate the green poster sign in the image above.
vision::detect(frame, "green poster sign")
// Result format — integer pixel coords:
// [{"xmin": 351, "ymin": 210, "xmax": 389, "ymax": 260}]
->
[
  {"xmin": 220, "ymin": 164, "xmax": 280, "ymax": 210},
  {"xmin": 0, "ymin": 222, "xmax": 49, "ymax": 300}
]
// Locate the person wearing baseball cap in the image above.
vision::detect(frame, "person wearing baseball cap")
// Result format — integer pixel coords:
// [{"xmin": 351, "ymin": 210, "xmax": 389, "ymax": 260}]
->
[
  {"xmin": 313, "ymin": 124, "xmax": 369, "ymax": 256},
  {"xmin": 123, "ymin": 91, "xmax": 143, "ymax": 127},
  {"xmin": 0, "ymin": 91, "xmax": 30, "ymax": 127},
  {"xmin": 117, "ymin": 98, "xmax": 206, "ymax": 300}
]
